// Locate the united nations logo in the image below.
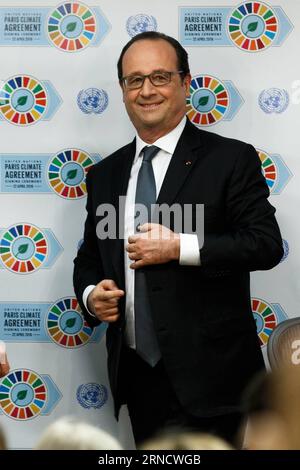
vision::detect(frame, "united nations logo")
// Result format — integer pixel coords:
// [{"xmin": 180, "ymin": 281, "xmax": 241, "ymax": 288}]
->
[
  {"xmin": 0, "ymin": 224, "xmax": 48, "ymax": 274},
  {"xmin": 126, "ymin": 14, "xmax": 157, "ymax": 37},
  {"xmin": 47, "ymin": 1, "xmax": 97, "ymax": 52},
  {"xmin": 48, "ymin": 148, "xmax": 94, "ymax": 199},
  {"xmin": 77, "ymin": 88, "xmax": 108, "ymax": 114},
  {"xmin": 47, "ymin": 297, "xmax": 94, "ymax": 348},
  {"xmin": 228, "ymin": 1, "xmax": 278, "ymax": 52},
  {"xmin": 76, "ymin": 383, "xmax": 108, "ymax": 409},
  {"xmin": 0, "ymin": 75, "xmax": 47, "ymax": 126},
  {"xmin": 252, "ymin": 298, "xmax": 285, "ymax": 348},
  {"xmin": 0, "ymin": 369, "xmax": 47, "ymax": 420},
  {"xmin": 186, "ymin": 75, "xmax": 230, "ymax": 127},
  {"xmin": 259, "ymin": 88, "xmax": 289, "ymax": 114},
  {"xmin": 257, "ymin": 149, "xmax": 278, "ymax": 193},
  {"xmin": 281, "ymin": 239, "xmax": 289, "ymax": 263}
]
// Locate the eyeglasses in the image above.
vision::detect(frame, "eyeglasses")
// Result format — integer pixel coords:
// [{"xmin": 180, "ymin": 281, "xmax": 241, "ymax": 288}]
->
[{"xmin": 121, "ymin": 70, "xmax": 184, "ymax": 90}]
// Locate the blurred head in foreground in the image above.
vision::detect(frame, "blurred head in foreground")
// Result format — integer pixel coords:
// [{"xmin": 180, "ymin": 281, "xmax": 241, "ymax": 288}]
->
[
  {"xmin": 35, "ymin": 417, "xmax": 122, "ymax": 450},
  {"xmin": 242, "ymin": 366, "xmax": 300, "ymax": 450},
  {"xmin": 140, "ymin": 430, "xmax": 233, "ymax": 450}
]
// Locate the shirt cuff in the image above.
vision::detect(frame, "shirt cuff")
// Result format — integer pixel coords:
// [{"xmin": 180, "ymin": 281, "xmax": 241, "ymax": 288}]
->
[
  {"xmin": 179, "ymin": 233, "xmax": 201, "ymax": 266},
  {"xmin": 83, "ymin": 285, "xmax": 96, "ymax": 317}
]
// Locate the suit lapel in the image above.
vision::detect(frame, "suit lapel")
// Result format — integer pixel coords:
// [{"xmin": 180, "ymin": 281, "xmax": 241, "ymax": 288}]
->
[
  {"xmin": 111, "ymin": 138, "xmax": 136, "ymax": 208},
  {"xmin": 156, "ymin": 119, "xmax": 205, "ymax": 207},
  {"xmin": 110, "ymin": 139, "xmax": 136, "ymax": 289}
]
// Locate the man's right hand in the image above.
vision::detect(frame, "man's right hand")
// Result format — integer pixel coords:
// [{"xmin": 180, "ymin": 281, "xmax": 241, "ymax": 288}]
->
[{"xmin": 87, "ymin": 279, "xmax": 124, "ymax": 323}]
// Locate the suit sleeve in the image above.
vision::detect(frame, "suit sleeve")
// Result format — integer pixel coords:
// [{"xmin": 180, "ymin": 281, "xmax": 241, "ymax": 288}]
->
[
  {"xmin": 200, "ymin": 144, "xmax": 283, "ymax": 271},
  {"xmin": 73, "ymin": 169, "xmax": 102, "ymax": 327}
]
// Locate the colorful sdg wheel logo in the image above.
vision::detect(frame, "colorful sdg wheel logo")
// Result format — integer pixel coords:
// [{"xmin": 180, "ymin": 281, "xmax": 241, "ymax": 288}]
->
[
  {"xmin": 48, "ymin": 149, "xmax": 94, "ymax": 199},
  {"xmin": 252, "ymin": 298, "xmax": 278, "ymax": 347},
  {"xmin": 257, "ymin": 149, "xmax": 278, "ymax": 192},
  {"xmin": 0, "ymin": 369, "xmax": 47, "ymax": 420},
  {"xmin": 0, "ymin": 75, "xmax": 47, "ymax": 125},
  {"xmin": 186, "ymin": 75, "xmax": 230, "ymax": 127},
  {"xmin": 48, "ymin": 1, "xmax": 96, "ymax": 52},
  {"xmin": 47, "ymin": 297, "xmax": 94, "ymax": 348},
  {"xmin": 228, "ymin": 1, "xmax": 278, "ymax": 52},
  {"xmin": 0, "ymin": 224, "xmax": 48, "ymax": 274}
]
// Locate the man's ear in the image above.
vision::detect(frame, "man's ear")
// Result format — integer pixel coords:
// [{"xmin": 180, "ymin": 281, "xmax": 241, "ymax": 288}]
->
[{"xmin": 183, "ymin": 74, "xmax": 192, "ymax": 97}]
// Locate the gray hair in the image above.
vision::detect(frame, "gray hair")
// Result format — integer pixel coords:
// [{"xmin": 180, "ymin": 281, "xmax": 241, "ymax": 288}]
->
[{"xmin": 35, "ymin": 416, "xmax": 122, "ymax": 450}]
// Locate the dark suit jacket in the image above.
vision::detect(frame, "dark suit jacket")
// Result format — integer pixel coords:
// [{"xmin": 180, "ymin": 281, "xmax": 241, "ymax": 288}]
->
[{"xmin": 73, "ymin": 119, "xmax": 283, "ymax": 418}]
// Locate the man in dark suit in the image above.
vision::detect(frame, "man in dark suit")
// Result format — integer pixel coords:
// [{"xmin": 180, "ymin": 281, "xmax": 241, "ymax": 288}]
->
[{"xmin": 73, "ymin": 32, "xmax": 283, "ymax": 446}]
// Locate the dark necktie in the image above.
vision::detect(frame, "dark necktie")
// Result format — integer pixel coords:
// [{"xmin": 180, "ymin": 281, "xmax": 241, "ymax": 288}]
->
[{"xmin": 134, "ymin": 145, "xmax": 161, "ymax": 366}]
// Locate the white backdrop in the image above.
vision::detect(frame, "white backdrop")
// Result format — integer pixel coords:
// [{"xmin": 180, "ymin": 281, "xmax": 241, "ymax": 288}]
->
[{"xmin": 0, "ymin": 0, "xmax": 298, "ymax": 449}]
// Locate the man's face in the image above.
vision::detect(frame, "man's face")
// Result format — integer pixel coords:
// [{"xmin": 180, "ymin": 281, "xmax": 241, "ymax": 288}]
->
[{"xmin": 121, "ymin": 39, "xmax": 191, "ymax": 137}]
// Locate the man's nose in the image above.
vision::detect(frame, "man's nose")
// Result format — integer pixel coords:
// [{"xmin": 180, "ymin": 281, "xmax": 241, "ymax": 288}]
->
[{"xmin": 139, "ymin": 76, "xmax": 157, "ymax": 96}]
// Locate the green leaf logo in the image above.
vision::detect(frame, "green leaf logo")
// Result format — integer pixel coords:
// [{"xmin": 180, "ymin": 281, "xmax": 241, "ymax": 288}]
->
[
  {"xmin": 65, "ymin": 169, "xmax": 78, "ymax": 184},
  {"xmin": 246, "ymin": 21, "xmax": 258, "ymax": 35},
  {"xmin": 16, "ymin": 244, "xmax": 29, "ymax": 258},
  {"xmin": 64, "ymin": 22, "xmax": 77, "ymax": 34},
  {"xmin": 64, "ymin": 317, "xmax": 77, "ymax": 330},
  {"xmin": 17, "ymin": 389, "xmax": 28, "ymax": 401},
  {"xmin": 197, "ymin": 95, "xmax": 209, "ymax": 109},
  {"xmin": 16, "ymin": 95, "xmax": 28, "ymax": 110}
]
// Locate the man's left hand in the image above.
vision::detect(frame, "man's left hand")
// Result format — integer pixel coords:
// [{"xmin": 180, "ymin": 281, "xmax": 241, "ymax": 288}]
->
[{"xmin": 126, "ymin": 223, "xmax": 180, "ymax": 269}]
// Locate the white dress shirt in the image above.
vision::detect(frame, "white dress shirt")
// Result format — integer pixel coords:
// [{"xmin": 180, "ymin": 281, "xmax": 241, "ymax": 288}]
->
[{"xmin": 83, "ymin": 116, "xmax": 200, "ymax": 348}]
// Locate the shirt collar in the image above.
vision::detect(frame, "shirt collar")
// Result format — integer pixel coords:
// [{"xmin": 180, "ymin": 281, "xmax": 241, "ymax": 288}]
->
[{"xmin": 135, "ymin": 115, "xmax": 187, "ymax": 160}]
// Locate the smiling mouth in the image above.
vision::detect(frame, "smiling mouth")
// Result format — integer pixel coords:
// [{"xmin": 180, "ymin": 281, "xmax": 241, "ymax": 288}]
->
[{"xmin": 139, "ymin": 102, "xmax": 163, "ymax": 110}]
